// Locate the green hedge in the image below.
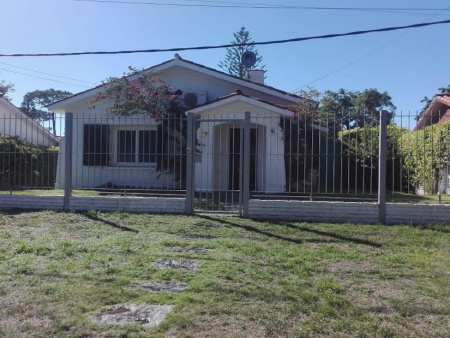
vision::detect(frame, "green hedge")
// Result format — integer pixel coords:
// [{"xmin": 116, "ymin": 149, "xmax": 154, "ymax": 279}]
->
[
  {"xmin": 339, "ymin": 125, "xmax": 412, "ymax": 192},
  {"xmin": 401, "ymin": 121, "xmax": 450, "ymax": 194},
  {"xmin": 0, "ymin": 135, "xmax": 58, "ymax": 190}
]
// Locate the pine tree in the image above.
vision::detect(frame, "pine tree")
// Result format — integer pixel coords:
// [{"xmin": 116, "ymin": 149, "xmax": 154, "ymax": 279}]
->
[{"xmin": 218, "ymin": 27, "xmax": 265, "ymax": 79}]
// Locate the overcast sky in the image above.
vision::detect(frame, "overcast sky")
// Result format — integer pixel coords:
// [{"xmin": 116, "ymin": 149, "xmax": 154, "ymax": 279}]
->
[{"xmin": 1, "ymin": 0, "xmax": 450, "ymax": 116}]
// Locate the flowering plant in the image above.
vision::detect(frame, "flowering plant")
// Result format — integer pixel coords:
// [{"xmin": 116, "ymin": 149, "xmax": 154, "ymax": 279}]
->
[
  {"xmin": 89, "ymin": 66, "xmax": 179, "ymax": 120},
  {"xmin": 89, "ymin": 67, "xmax": 187, "ymax": 184}
]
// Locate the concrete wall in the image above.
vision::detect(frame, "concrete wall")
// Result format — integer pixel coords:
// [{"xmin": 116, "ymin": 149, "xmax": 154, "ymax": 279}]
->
[
  {"xmin": 248, "ymin": 199, "xmax": 450, "ymax": 225},
  {"xmin": 0, "ymin": 195, "xmax": 185, "ymax": 214},
  {"xmin": 1, "ymin": 195, "xmax": 449, "ymax": 225},
  {"xmin": 249, "ymin": 200, "xmax": 379, "ymax": 224}
]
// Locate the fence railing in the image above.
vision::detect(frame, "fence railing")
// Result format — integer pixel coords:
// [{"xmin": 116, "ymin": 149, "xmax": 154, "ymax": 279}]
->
[{"xmin": 1, "ymin": 110, "xmax": 450, "ymax": 205}]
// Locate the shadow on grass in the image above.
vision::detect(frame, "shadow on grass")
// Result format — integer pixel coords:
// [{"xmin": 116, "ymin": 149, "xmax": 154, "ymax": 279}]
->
[
  {"xmin": 198, "ymin": 215, "xmax": 381, "ymax": 248},
  {"xmin": 84, "ymin": 213, "xmax": 139, "ymax": 233},
  {"xmin": 279, "ymin": 222, "xmax": 382, "ymax": 248}
]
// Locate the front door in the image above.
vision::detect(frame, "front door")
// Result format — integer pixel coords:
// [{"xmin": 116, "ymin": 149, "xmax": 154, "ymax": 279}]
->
[{"xmin": 229, "ymin": 128, "xmax": 257, "ymax": 191}]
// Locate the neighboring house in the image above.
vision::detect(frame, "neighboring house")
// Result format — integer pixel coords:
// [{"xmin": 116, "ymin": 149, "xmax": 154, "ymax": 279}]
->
[
  {"xmin": 414, "ymin": 93, "xmax": 450, "ymax": 194},
  {"xmin": 0, "ymin": 95, "xmax": 59, "ymax": 147},
  {"xmin": 48, "ymin": 54, "xmax": 320, "ymax": 192},
  {"xmin": 414, "ymin": 93, "xmax": 450, "ymax": 130}
]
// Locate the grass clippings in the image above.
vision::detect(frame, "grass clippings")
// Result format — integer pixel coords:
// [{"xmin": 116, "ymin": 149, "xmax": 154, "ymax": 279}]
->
[
  {"xmin": 152, "ymin": 259, "xmax": 200, "ymax": 271},
  {"xmin": 168, "ymin": 246, "xmax": 211, "ymax": 254},
  {"xmin": 132, "ymin": 282, "xmax": 188, "ymax": 293},
  {"xmin": 0, "ymin": 211, "xmax": 449, "ymax": 337}
]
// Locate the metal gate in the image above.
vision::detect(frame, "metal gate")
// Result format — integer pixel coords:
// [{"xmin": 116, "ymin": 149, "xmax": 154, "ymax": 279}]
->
[{"xmin": 186, "ymin": 112, "xmax": 251, "ymax": 215}]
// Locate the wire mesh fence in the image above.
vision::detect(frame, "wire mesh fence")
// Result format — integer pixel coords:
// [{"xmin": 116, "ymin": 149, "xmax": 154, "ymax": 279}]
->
[{"xmin": 1, "ymin": 109, "xmax": 450, "ymax": 205}]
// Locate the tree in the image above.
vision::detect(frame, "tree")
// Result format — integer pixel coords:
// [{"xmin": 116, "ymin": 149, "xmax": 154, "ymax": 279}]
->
[
  {"xmin": 319, "ymin": 89, "xmax": 357, "ymax": 131},
  {"xmin": 218, "ymin": 27, "xmax": 265, "ymax": 79},
  {"xmin": 90, "ymin": 67, "xmax": 187, "ymax": 184},
  {"xmin": 315, "ymin": 88, "xmax": 395, "ymax": 131},
  {"xmin": 0, "ymin": 79, "xmax": 14, "ymax": 98},
  {"xmin": 21, "ymin": 89, "xmax": 72, "ymax": 134},
  {"xmin": 416, "ymin": 84, "xmax": 450, "ymax": 121},
  {"xmin": 353, "ymin": 89, "xmax": 396, "ymax": 127}
]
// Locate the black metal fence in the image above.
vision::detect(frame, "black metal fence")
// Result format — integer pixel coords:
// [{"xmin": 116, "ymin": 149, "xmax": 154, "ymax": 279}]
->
[{"xmin": 2, "ymin": 110, "xmax": 450, "ymax": 206}]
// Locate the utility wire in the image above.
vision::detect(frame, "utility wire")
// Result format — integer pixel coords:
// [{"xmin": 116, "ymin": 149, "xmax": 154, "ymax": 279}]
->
[
  {"xmin": 296, "ymin": 6, "xmax": 450, "ymax": 90},
  {"xmin": 1, "ymin": 19, "xmax": 450, "ymax": 58},
  {"xmin": 0, "ymin": 67, "xmax": 92, "ymax": 88},
  {"xmin": 0, "ymin": 61, "xmax": 97, "ymax": 85},
  {"xmin": 73, "ymin": 0, "xmax": 450, "ymax": 12}
]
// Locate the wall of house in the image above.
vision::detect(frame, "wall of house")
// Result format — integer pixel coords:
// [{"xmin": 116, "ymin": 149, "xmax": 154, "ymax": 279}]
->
[
  {"xmin": 194, "ymin": 104, "xmax": 285, "ymax": 193},
  {"xmin": 162, "ymin": 66, "xmax": 297, "ymax": 107},
  {"xmin": 56, "ymin": 110, "xmax": 179, "ymax": 190}
]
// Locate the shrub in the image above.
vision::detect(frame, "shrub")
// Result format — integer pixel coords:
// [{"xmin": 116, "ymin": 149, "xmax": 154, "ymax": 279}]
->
[{"xmin": 0, "ymin": 135, "xmax": 58, "ymax": 190}]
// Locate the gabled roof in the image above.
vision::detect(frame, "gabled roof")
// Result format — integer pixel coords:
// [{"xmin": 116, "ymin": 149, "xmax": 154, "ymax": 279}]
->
[
  {"xmin": 415, "ymin": 93, "xmax": 450, "ymax": 130},
  {"xmin": 47, "ymin": 54, "xmax": 300, "ymax": 113},
  {"xmin": 186, "ymin": 90, "xmax": 295, "ymax": 116},
  {"xmin": 0, "ymin": 96, "xmax": 59, "ymax": 146}
]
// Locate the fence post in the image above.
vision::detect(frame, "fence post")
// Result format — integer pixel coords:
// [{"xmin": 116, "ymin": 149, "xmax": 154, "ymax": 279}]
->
[
  {"xmin": 378, "ymin": 110, "xmax": 387, "ymax": 224},
  {"xmin": 242, "ymin": 111, "xmax": 251, "ymax": 217},
  {"xmin": 64, "ymin": 113, "xmax": 73, "ymax": 211},
  {"xmin": 185, "ymin": 113, "xmax": 194, "ymax": 215}
]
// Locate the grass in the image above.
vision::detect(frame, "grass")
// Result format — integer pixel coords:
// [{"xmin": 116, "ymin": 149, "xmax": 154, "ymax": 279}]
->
[{"xmin": 0, "ymin": 211, "xmax": 449, "ymax": 337}]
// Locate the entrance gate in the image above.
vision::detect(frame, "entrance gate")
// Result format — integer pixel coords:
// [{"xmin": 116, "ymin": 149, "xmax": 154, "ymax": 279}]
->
[{"xmin": 186, "ymin": 112, "xmax": 251, "ymax": 215}]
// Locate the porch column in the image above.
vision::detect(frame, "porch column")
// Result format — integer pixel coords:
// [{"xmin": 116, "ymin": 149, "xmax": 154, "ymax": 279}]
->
[{"xmin": 265, "ymin": 119, "xmax": 285, "ymax": 193}]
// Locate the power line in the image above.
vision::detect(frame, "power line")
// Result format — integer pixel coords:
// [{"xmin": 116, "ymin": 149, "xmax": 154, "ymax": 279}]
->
[
  {"xmin": 1, "ymin": 18, "xmax": 450, "ymax": 58},
  {"xmin": 296, "ymin": 6, "xmax": 450, "ymax": 90},
  {"xmin": 73, "ymin": 0, "xmax": 450, "ymax": 13},
  {"xmin": 0, "ymin": 67, "xmax": 92, "ymax": 88},
  {"xmin": 0, "ymin": 61, "xmax": 97, "ymax": 85}
]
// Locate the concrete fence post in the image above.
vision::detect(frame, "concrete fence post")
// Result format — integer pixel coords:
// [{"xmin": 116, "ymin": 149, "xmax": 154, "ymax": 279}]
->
[
  {"xmin": 242, "ymin": 111, "xmax": 251, "ymax": 217},
  {"xmin": 64, "ymin": 113, "xmax": 73, "ymax": 211},
  {"xmin": 378, "ymin": 110, "xmax": 387, "ymax": 224},
  {"xmin": 185, "ymin": 113, "xmax": 194, "ymax": 215}
]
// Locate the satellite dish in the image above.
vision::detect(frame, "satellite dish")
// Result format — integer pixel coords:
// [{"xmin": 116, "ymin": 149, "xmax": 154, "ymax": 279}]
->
[{"xmin": 241, "ymin": 51, "xmax": 257, "ymax": 68}]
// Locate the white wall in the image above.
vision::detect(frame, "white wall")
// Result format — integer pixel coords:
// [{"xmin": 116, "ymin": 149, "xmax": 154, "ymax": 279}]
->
[
  {"xmin": 194, "ymin": 105, "xmax": 285, "ymax": 193},
  {"xmin": 57, "ymin": 111, "xmax": 179, "ymax": 189}
]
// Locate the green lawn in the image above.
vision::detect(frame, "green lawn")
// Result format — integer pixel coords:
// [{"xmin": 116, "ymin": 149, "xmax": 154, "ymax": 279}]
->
[{"xmin": 0, "ymin": 211, "xmax": 449, "ymax": 337}]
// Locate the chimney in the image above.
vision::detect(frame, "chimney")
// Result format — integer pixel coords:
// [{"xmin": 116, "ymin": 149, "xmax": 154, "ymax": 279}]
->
[{"xmin": 247, "ymin": 70, "xmax": 265, "ymax": 84}]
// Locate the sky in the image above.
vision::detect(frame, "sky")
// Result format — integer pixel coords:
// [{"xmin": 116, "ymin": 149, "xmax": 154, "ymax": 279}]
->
[{"xmin": 1, "ymin": 0, "xmax": 450, "ymax": 116}]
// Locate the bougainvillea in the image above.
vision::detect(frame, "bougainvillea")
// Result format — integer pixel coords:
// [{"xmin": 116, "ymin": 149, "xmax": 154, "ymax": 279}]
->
[
  {"xmin": 89, "ymin": 67, "xmax": 187, "ymax": 184},
  {"xmin": 89, "ymin": 66, "xmax": 178, "ymax": 118}
]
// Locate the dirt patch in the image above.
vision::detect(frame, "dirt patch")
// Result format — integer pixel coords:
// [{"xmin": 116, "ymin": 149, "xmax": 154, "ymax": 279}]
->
[
  {"xmin": 181, "ymin": 232, "xmax": 218, "ymax": 239},
  {"xmin": 169, "ymin": 246, "xmax": 211, "ymax": 254},
  {"xmin": 344, "ymin": 278, "xmax": 414, "ymax": 310},
  {"xmin": 194, "ymin": 221, "xmax": 223, "ymax": 228},
  {"xmin": 92, "ymin": 304, "xmax": 173, "ymax": 327},
  {"xmin": 153, "ymin": 260, "xmax": 200, "ymax": 270},
  {"xmin": 132, "ymin": 282, "xmax": 188, "ymax": 293}
]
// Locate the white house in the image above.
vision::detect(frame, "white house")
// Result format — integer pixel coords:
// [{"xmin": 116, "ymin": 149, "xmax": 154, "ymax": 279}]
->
[
  {"xmin": 48, "ymin": 54, "xmax": 312, "ymax": 192},
  {"xmin": 0, "ymin": 95, "xmax": 59, "ymax": 147}
]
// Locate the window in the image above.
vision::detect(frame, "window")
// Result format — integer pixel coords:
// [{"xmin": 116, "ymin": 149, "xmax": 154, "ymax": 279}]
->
[
  {"xmin": 114, "ymin": 127, "xmax": 157, "ymax": 166},
  {"xmin": 83, "ymin": 124, "xmax": 109, "ymax": 166}
]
